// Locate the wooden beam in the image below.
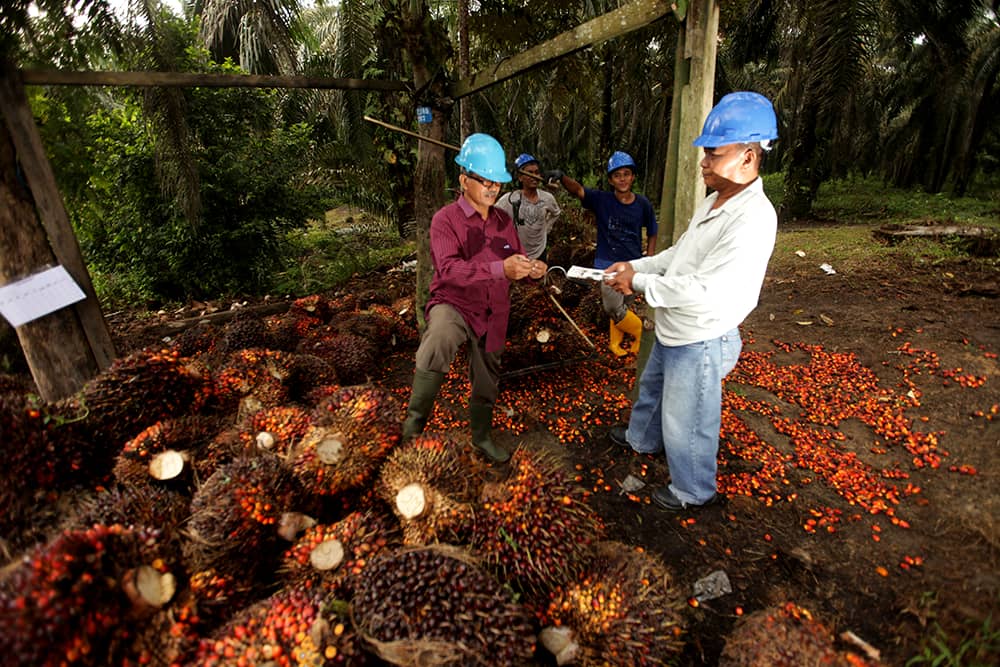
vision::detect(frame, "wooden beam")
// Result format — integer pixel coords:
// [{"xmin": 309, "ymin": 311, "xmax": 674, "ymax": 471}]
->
[
  {"xmin": 21, "ymin": 69, "xmax": 409, "ymax": 91},
  {"xmin": 451, "ymin": 0, "xmax": 672, "ymax": 99}
]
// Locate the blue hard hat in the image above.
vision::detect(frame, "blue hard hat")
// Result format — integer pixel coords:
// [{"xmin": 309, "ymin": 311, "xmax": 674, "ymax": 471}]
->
[
  {"xmin": 693, "ymin": 92, "xmax": 779, "ymax": 147},
  {"xmin": 607, "ymin": 151, "xmax": 636, "ymax": 174},
  {"xmin": 455, "ymin": 133, "xmax": 513, "ymax": 183},
  {"xmin": 514, "ymin": 153, "xmax": 538, "ymax": 169}
]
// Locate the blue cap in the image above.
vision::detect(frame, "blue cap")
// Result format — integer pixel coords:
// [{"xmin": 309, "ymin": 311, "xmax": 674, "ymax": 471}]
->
[{"xmin": 514, "ymin": 153, "xmax": 538, "ymax": 169}]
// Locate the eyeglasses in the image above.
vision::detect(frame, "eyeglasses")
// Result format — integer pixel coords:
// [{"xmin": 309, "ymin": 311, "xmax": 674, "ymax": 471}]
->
[{"xmin": 464, "ymin": 172, "xmax": 501, "ymax": 188}]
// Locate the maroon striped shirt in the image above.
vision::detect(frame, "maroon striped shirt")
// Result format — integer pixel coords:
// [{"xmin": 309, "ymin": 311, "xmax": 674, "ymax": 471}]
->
[{"xmin": 427, "ymin": 195, "xmax": 524, "ymax": 353}]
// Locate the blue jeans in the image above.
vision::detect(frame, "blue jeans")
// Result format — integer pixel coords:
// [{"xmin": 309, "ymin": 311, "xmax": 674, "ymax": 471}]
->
[{"xmin": 625, "ymin": 329, "xmax": 742, "ymax": 505}]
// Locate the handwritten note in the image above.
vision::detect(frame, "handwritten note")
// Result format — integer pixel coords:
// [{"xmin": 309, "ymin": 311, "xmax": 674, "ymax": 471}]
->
[{"xmin": 0, "ymin": 265, "xmax": 86, "ymax": 327}]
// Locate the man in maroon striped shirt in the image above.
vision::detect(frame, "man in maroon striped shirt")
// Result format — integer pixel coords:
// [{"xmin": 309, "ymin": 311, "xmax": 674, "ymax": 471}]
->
[{"xmin": 402, "ymin": 133, "xmax": 547, "ymax": 463}]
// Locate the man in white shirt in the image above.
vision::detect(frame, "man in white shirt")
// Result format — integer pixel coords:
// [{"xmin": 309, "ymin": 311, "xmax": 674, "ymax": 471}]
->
[
  {"xmin": 496, "ymin": 153, "xmax": 562, "ymax": 261},
  {"xmin": 603, "ymin": 92, "xmax": 779, "ymax": 511}
]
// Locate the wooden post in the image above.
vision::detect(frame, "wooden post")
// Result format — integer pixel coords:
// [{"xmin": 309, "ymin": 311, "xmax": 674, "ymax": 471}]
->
[
  {"xmin": 0, "ymin": 60, "xmax": 116, "ymax": 400},
  {"xmin": 635, "ymin": 0, "xmax": 718, "ymax": 402},
  {"xmin": 657, "ymin": 0, "xmax": 718, "ymax": 245}
]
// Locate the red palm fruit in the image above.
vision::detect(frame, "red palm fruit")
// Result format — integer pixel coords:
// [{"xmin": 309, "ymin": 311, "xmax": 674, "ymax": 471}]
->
[
  {"xmin": 183, "ymin": 454, "xmax": 311, "ymax": 582},
  {"xmin": 169, "ymin": 321, "xmax": 219, "ymax": 359},
  {"xmin": 218, "ymin": 314, "xmax": 271, "ymax": 355},
  {"xmin": 539, "ymin": 541, "xmax": 686, "ymax": 666},
  {"xmin": 266, "ymin": 310, "xmax": 324, "ymax": 351},
  {"xmin": 290, "ymin": 294, "xmax": 335, "ymax": 322},
  {"xmin": 59, "ymin": 348, "xmax": 212, "ymax": 479},
  {"xmin": 719, "ymin": 602, "xmax": 883, "ymax": 667},
  {"xmin": 113, "ymin": 414, "xmax": 225, "ymax": 487},
  {"xmin": 210, "ymin": 348, "xmax": 293, "ymax": 416},
  {"xmin": 0, "ymin": 393, "xmax": 88, "ymax": 547},
  {"xmin": 352, "ymin": 544, "xmax": 536, "ymax": 666},
  {"xmin": 233, "ymin": 405, "xmax": 313, "ymax": 458},
  {"xmin": 280, "ymin": 509, "xmax": 399, "ymax": 595},
  {"xmin": 471, "ymin": 447, "xmax": 605, "ymax": 599},
  {"xmin": 378, "ymin": 434, "xmax": 476, "ymax": 545},
  {"xmin": 289, "ymin": 387, "xmax": 401, "ymax": 498},
  {"xmin": 0, "ymin": 523, "xmax": 176, "ymax": 666},
  {"xmin": 194, "ymin": 580, "xmax": 364, "ymax": 666},
  {"xmin": 296, "ymin": 328, "xmax": 376, "ymax": 386},
  {"xmin": 285, "ymin": 353, "xmax": 339, "ymax": 403}
]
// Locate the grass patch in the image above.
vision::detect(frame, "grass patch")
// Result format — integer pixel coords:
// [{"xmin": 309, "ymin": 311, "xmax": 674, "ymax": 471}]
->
[{"xmin": 762, "ymin": 172, "xmax": 999, "ymax": 273}]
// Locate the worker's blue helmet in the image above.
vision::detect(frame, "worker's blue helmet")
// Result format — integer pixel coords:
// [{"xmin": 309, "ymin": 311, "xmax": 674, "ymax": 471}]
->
[
  {"xmin": 514, "ymin": 153, "xmax": 538, "ymax": 169},
  {"xmin": 693, "ymin": 92, "xmax": 779, "ymax": 148},
  {"xmin": 455, "ymin": 133, "xmax": 512, "ymax": 183},
  {"xmin": 607, "ymin": 151, "xmax": 636, "ymax": 174}
]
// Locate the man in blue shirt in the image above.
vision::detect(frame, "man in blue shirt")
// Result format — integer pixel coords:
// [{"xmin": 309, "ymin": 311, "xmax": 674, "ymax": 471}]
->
[{"xmin": 546, "ymin": 152, "xmax": 657, "ymax": 355}]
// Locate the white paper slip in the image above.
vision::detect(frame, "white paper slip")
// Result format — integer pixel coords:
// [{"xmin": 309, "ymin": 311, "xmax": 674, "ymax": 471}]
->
[
  {"xmin": 0, "ymin": 265, "xmax": 86, "ymax": 327},
  {"xmin": 566, "ymin": 265, "xmax": 616, "ymax": 281}
]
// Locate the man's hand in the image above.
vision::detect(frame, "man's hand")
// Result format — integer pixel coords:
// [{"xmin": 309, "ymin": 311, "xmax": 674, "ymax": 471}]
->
[
  {"xmin": 543, "ymin": 169, "xmax": 564, "ymax": 188},
  {"xmin": 504, "ymin": 254, "xmax": 538, "ymax": 281},
  {"xmin": 604, "ymin": 261, "xmax": 635, "ymax": 295}
]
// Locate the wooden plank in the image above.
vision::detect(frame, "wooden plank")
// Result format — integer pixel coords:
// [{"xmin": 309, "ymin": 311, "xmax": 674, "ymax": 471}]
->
[
  {"xmin": 21, "ymin": 68, "xmax": 408, "ymax": 91},
  {"xmin": 451, "ymin": 0, "xmax": 672, "ymax": 99},
  {"xmin": 0, "ymin": 60, "xmax": 116, "ymax": 378}
]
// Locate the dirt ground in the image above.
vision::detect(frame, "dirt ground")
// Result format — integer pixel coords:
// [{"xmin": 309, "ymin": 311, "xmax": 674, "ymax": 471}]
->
[{"xmin": 87, "ymin": 233, "xmax": 999, "ymax": 665}]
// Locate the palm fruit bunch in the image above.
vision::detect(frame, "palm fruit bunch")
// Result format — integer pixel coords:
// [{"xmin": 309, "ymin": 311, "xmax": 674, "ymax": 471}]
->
[
  {"xmin": 472, "ymin": 447, "xmax": 605, "ymax": 598},
  {"xmin": 369, "ymin": 302, "xmax": 418, "ymax": 342},
  {"xmin": 0, "ymin": 523, "xmax": 176, "ymax": 666},
  {"xmin": 170, "ymin": 321, "xmax": 219, "ymax": 359},
  {"xmin": 290, "ymin": 293, "xmax": 335, "ymax": 322},
  {"xmin": 210, "ymin": 348, "xmax": 292, "ymax": 417},
  {"xmin": 219, "ymin": 312, "xmax": 272, "ymax": 355},
  {"xmin": 232, "ymin": 405, "xmax": 313, "ymax": 458},
  {"xmin": 285, "ymin": 353, "xmax": 339, "ymax": 404},
  {"xmin": 334, "ymin": 309, "xmax": 396, "ymax": 343},
  {"xmin": 265, "ymin": 309, "xmax": 323, "ymax": 352},
  {"xmin": 719, "ymin": 602, "xmax": 882, "ymax": 667},
  {"xmin": 69, "ymin": 484, "xmax": 190, "ymax": 561},
  {"xmin": 183, "ymin": 454, "xmax": 311, "ymax": 582},
  {"xmin": 297, "ymin": 328, "xmax": 376, "ymax": 386},
  {"xmin": 538, "ymin": 541, "xmax": 686, "ymax": 666},
  {"xmin": 352, "ymin": 545, "xmax": 536, "ymax": 666},
  {"xmin": 194, "ymin": 580, "xmax": 364, "ymax": 667},
  {"xmin": 113, "ymin": 414, "xmax": 225, "ymax": 487},
  {"xmin": 66, "ymin": 348, "xmax": 212, "ymax": 478},
  {"xmin": 289, "ymin": 386, "xmax": 401, "ymax": 498},
  {"xmin": 280, "ymin": 509, "xmax": 399, "ymax": 595},
  {"xmin": 0, "ymin": 393, "xmax": 86, "ymax": 547},
  {"xmin": 378, "ymin": 434, "xmax": 476, "ymax": 545}
]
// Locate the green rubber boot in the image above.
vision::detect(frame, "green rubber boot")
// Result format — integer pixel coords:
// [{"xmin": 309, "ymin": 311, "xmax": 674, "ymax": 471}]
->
[
  {"xmin": 402, "ymin": 369, "xmax": 445, "ymax": 440},
  {"xmin": 469, "ymin": 402, "xmax": 510, "ymax": 463}
]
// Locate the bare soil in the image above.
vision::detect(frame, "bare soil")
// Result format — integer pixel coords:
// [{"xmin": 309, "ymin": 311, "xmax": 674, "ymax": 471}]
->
[{"xmin": 98, "ymin": 234, "xmax": 999, "ymax": 665}]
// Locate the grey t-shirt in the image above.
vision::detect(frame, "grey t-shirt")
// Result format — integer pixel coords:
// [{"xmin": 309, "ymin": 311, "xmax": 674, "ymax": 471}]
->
[{"xmin": 496, "ymin": 189, "xmax": 562, "ymax": 260}]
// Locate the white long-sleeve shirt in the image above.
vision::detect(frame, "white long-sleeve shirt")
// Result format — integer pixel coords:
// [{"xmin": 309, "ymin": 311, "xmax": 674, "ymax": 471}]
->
[{"xmin": 629, "ymin": 177, "xmax": 776, "ymax": 346}]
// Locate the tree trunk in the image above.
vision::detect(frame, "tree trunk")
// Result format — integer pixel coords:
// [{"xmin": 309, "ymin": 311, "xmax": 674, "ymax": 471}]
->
[
  {"xmin": 457, "ymin": 0, "xmax": 471, "ymax": 140},
  {"xmin": 401, "ymin": 3, "xmax": 452, "ymax": 331},
  {"xmin": 0, "ymin": 124, "xmax": 101, "ymax": 400}
]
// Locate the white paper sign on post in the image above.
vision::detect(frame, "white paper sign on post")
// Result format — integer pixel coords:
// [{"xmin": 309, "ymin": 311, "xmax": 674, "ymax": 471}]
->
[{"xmin": 0, "ymin": 265, "xmax": 86, "ymax": 327}]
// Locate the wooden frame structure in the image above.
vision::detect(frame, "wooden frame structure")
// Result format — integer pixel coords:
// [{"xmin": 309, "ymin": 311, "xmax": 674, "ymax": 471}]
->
[{"xmin": 0, "ymin": 0, "xmax": 718, "ymax": 400}]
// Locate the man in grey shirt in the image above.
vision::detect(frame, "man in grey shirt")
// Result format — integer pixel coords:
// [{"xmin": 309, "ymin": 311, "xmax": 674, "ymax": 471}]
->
[{"xmin": 496, "ymin": 153, "xmax": 562, "ymax": 261}]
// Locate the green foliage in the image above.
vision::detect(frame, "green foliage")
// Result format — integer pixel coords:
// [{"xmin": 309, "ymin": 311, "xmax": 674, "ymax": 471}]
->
[
  {"xmin": 50, "ymin": 50, "xmax": 332, "ymax": 307},
  {"xmin": 269, "ymin": 224, "xmax": 414, "ymax": 296},
  {"xmin": 906, "ymin": 611, "xmax": 999, "ymax": 667}
]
